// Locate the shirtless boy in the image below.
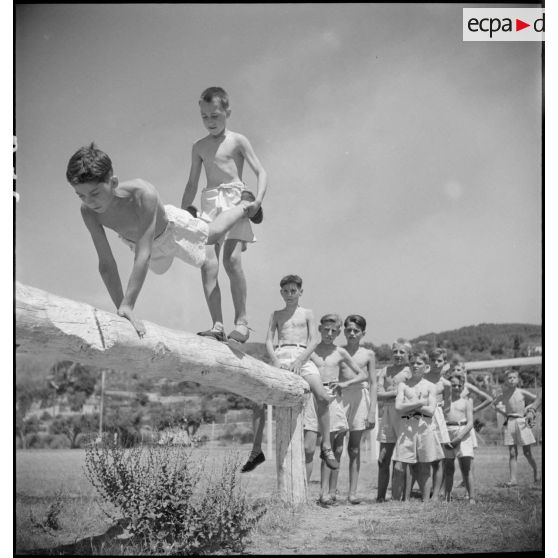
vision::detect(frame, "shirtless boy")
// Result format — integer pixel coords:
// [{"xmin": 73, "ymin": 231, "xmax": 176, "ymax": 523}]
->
[
  {"xmin": 392, "ymin": 350, "xmax": 442, "ymax": 502},
  {"xmin": 66, "ymin": 143, "xmax": 256, "ymax": 337},
  {"xmin": 240, "ymin": 275, "xmax": 338, "ymax": 473},
  {"xmin": 339, "ymin": 315, "xmax": 377, "ymax": 504},
  {"xmin": 307, "ymin": 314, "xmax": 369, "ymax": 506},
  {"xmin": 376, "ymin": 340, "xmax": 412, "ymax": 502},
  {"xmin": 493, "ymin": 369, "xmax": 539, "ymax": 486},
  {"xmin": 443, "ymin": 373, "xmax": 475, "ymax": 503},
  {"xmin": 182, "ymin": 86, "xmax": 267, "ymax": 343}
]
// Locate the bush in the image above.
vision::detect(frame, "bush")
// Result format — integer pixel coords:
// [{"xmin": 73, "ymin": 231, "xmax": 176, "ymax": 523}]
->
[
  {"xmin": 84, "ymin": 441, "xmax": 265, "ymax": 554},
  {"xmin": 48, "ymin": 434, "xmax": 71, "ymax": 449},
  {"xmin": 219, "ymin": 424, "xmax": 253, "ymax": 444}
]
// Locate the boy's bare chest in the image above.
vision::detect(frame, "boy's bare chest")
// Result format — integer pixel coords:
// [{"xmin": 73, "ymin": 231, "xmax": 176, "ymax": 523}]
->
[
  {"xmin": 405, "ymin": 381, "xmax": 429, "ymax": 400},
  {"xmin": 384, "ymin": 367, "xmax": 409, "ymax": 389},
  {"xmin": 200, "ymin": 138, "xmax": 243, "ymax": 169}
]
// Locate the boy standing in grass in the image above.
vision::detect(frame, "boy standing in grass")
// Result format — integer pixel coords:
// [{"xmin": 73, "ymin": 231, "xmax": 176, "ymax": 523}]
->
[
  {"xmin": 66, "ymin": 143, "xmax": 256, "ymax": 338},
  {"xmin": 339, "ymin": 315, "xmax": 377, "ymax": 504},
  {"xmin": 307, "ymin": 314, "xmax": 370, "ymax": 506},
  {"xmin": 492, "ymin": 369, "xmax": 539, "ymax": 486},
  {"xmin": 240, "ymin": 275, "xmax": 338, "ymax": 473},
  {"xmin": 376, "ymin": 340, "xmax": 412, "ymax": 502},
  {"xmin": 182, "ymin": 86, "xmax": 267, "ymax": 343},
  {"xmin": 392, "ymin": 350, "xmax": 442, "ymax": 502},
  {"xmin": 443, "ymin": 373, "xmax": 475, "ymax": 503}
]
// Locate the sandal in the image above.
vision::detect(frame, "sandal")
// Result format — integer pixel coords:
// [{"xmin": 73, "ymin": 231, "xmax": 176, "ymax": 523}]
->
[
  {"xmin": 197, "ymin": 327, "xmax": 227, "ymax": 343},
  {"xmin": 240, "ymin": 190, "xmax": 264, "ymax": 224},
  {"xmin": 319, "ymin": 447, "xmax": 339, "ymax": 470},
  {"xmin": 228, "ymin": 322, "xmax": 251, "ymax": 343}
]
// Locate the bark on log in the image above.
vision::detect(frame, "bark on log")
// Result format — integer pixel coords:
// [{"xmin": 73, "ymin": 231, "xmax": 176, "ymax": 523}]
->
[{"xmin": 15, "ymin": 282, "xmax": 309, "ymax": 408}]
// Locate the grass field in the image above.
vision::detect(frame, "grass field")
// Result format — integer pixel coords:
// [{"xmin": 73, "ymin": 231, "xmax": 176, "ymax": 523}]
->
[{"xmin": 16, "ymin": 444, "xmax": 543, "ymax": 554}]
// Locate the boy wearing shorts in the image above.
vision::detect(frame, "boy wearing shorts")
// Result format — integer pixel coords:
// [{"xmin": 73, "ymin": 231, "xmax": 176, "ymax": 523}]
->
[
  {"xmin": 493, "ymin": 369, "xmax": 539, "ymax": 486},
  {"xmin": 241, "ymin": 275, "xmax": 338, "ymax": 473},
  {"xmin": 182, "ymin": 86, "xmax": 267, "ymax": 343},
  {"xmin": 66, "ymin": 143, "xmax": 256, "ymax": 337}
]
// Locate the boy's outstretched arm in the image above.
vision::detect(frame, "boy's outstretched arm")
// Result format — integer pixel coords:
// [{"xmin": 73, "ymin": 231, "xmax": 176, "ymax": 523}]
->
[
  {"xmin": 337, "ymin": 350, "xmax": 369, "ymax": 388},
  {"xmin": 450, "ymin": 399, "xmax": 474, "ymax": 445},
  {"xmin": 239, "ymin": 135, "xmax": 268, "ymax": 207},
  {"xmin": 366, "ymin": 352, "xmax": 377, "ymax": 429},
  {"xmin": 465, "ymin": 382, "xmax": 494, "ymax": 413},
  {"xmin": 118, "ymin": 187, "xmax": 159, "ymax": 337},
  {"xmin": 288, "ymin": 310, "xmax": 319, "ymax": 374},
  {"xmin": 81, "ymin": 205, "xmax": 124, "ymax": 310},
  {"xmin": 265, "ymin": 313, "xmax": 283, "ymax": 369},
  {"xmin": 181, "ymin": 143, "xmax": 202, "ymax": 210}
]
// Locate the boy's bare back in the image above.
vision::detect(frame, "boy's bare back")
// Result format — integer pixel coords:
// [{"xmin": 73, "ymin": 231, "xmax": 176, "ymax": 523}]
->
[{"xmin": 271, "ymin": 306, "xmax": 314, "ymax": 346}]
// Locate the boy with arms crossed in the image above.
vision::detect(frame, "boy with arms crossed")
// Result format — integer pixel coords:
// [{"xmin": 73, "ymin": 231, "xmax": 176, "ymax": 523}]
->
[
  {"xmin": 182, "ymin": 86, "xmax": 267, "ymax": 343},
  {"xmin": 66, "ymin": 143, "xmax": 256, "ymax": 337},
  {"xmin": 241, "ymin": 275, "xmax": 338, "ymax": 473},
  {"xmin": 392, "ymin": 350, "xmax": 442, "ymax": 502},
  {"xmin": 376, "ymin": 340, "xmax": 412, "ymax": 502},
  {"xmin": 339, "ymin": 314, "xmax": 377, "ymax": 504},
  {"xmin": 443, "ymin": 373, "xmax": 476, "ymax": 503},
  {"xmin": 492, "ymin": 369, "xmax": 539, "ymax": 486},
  {"xmin": 307, "ymin": 314, "xmax": 369, "ymax": 506}
]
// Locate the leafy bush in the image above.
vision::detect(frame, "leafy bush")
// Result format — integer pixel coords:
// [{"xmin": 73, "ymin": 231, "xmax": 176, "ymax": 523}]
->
[
  {"xmin": 48, "ymin": 434, "xmax": 71, "ymax": 449},
  {"xmin": 220, "ymin": 424, "xmax": 253, "ymax": 444},
  {"xmin": 84, "ymin": 441, "xmax": 265, "ymax": 554}
]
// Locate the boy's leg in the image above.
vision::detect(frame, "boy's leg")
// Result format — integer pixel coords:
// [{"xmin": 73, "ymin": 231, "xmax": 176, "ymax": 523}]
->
[
  {"xmin": 241, "ymin": 404, "xmax": 266, "ymax": 473},
  {"xmin": 304, "ymin": 429, "xmax": 318, "ymax": 481},
  {"xmin": 522, "ymin": 445, "xmax": 539, "ymax": 482},
  {"xmin": 507, "ymin": 445, "xmax": 518, "ymax": 486},
  {"xmin": 391, "ymin": 461, "xmax": 407, "ymax": 501},
  {"xmin": 206, "ymin": 203, "xmax": 251, "ymax": 244},
  {"xmin": 198, "ymin": 244, "xmax": 225, "ymax": 338},
  {"xmin": 459, "ymin": 457, "xmax": 475, "ymax": 502},
  {"xmin": 430, "ymin": 460, "xmax": 444, "ymax": 500},
  {"xmin": 328, "ymin": 431, "xmax": 346, "ymax": 500},
  {"xmin": 377, "ymin": 443, "xmax": 395, "ymax": 502},
  {"xmin": 222, "ymin": 239, "xmax": 249, "ymax": 342},
  {"xmin": 418, "ymin": 462, "xmax": 433, "ymax": 502},
  {"xmin": 319, "ymin": 431, "xmax": 341, "ymax": 504},
  {"xmin": 347, "ymin": 430, "xmax": 364, "ymax": 503},
  {"xmin": 443, "ymin": 458, "xmax": 455, "ymax": 501}
]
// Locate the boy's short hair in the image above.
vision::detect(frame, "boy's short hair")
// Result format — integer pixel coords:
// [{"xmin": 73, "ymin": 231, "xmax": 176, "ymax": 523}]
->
[
  {"xmin": 66, "ymin": 143, "xmax": 113, "ymax": 185},
  {"xmin": 200, "ymin": 86, "xmax": 230, "ymax": 110},
  {"xmin": 504, "ymin": 368, "xmax": 519, "ymax": 377},
  {"xmin": 449, "ymin": 372, "xmax": 465, "ymax": 384},
  {"xmin": 280, "ymin": 274, "xmax": 302, "ymax": 288},
  {"xmin": 430, "ymin": 348, "xmax": 448, "ymax": 361},
  {"xmin": 392, "ymin": 339, "xmax": 412, "ymax": 353},
  {"xmin": 410, "ymin": 350, "xmax": 430, "ymax": 364},
  {"xmin": 344, "ymin": 314, "xmax": 366, "ymax": 330},
  {"xmin": 320, "ymin": 313, "xmax": 342, "ymax": 327}
]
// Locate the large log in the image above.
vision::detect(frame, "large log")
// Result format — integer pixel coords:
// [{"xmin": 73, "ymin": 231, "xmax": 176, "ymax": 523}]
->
[
  {"xmin": 15, "ymin": 282, "xmax": 310, "ymax": 505},
  {"xmin": 15, "ymin": 282, "xmax": 309, "ymax": 407}
]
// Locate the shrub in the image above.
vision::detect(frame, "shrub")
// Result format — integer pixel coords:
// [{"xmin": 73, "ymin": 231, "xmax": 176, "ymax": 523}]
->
[
  {"xmin": 48, "ymin": 434, "xmax": 71, "ymax": 449},
  {"xmin": 84, "ymin": 441, "xmax": 265, "ymax": 554},
  {"xmin": 220, "ymin": 424, "xmax": 254, "ymax": 444}
]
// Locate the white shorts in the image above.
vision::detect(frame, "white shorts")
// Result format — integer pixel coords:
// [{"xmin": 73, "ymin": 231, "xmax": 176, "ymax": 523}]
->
[
  {"xmin": 200, "ymin": 181, "xmax": 255, "ymax": 244},
  {"xmin": 432, "ymin": 405, "xmax": 450, "ymax": 444},
  {"xmin": 443, "ymin": 424, "xmax": 475, "ymax": 459},
  {"xmin": 394, "ymin": 415, "xmax": 445, "ymax": 464},
  {"xmin": 341, "ymin": 383, "xmax": 370, "ymax": 431},
  {"xmin": 304, "ymin": 386, "xmax": 349, "ymax": 433},
  {"xmin": 377, "ymin": 403, "xmax": 400, "ymax": 443},
  {"xmin": 119, "ymin": 204, "xmax": 208, "ymax": 273},
  {"xmin": 503, "ymin": 417, "xmax": 536, "ymax": 446}
]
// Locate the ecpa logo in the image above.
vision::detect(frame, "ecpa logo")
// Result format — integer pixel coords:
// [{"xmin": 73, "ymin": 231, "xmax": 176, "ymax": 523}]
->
[{"xmin": 463, "ymin": 8, "xmax": 544, "ymax": 41}]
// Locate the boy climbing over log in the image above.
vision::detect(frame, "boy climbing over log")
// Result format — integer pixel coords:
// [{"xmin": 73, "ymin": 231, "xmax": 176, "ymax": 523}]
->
[{"xmin": 66, "ymin": 143, "xmax": 257, "ymax": 338}]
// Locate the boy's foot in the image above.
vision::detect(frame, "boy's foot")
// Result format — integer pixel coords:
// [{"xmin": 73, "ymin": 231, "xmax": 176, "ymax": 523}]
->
[
  {"xmin": 320, "ymin": 447, "xmax": 339, "ymax": 470},
  {"xmin": 468, "ymin": 498, "xmax": 477, "ymax": 505},
  {"xmin": 318, "ymin": 496, "xmax": 334, "ymax": 507},
  {"xmin": 228, "ymin": 321, "xmax": 251, "ymax": 343},
  {"xmin": 241, "ymin": 451, "xmax": 265, "ymax": 473},
  {"xmin": 348, "ymin": 495, "xmax": 362, "ymax": 505},
  {"xmin": 376, "ymin": 497, "xmax": 386, "ymax": 503},
  {"xmin": 197, "ymin": 326, "xmax": 228, "ymax": 342},
  {"xmin": 240, "ymin": 190, "xmax": 264, "ymax": 224}
]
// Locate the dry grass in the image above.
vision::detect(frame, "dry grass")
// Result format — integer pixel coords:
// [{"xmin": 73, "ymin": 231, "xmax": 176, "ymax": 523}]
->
[{"xmin": 16, "ymin": 445, "xmax": 542, "ymax": 554}]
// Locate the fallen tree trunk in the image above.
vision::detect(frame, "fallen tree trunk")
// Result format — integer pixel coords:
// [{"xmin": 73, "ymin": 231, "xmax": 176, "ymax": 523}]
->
[{"xmin": 15, "ymin": 282, "xmax": 309, "ymax": 504}]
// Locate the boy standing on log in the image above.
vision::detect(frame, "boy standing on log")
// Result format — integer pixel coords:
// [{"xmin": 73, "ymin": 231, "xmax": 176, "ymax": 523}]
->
[
  {"xmin": 181, "ymin": 86, "xmax": 267, "ymax": 343},
  {"xmin": 66, "ymin": 143, "xmax": 257, "ymax": 338},
  {"xmin": 241, "ymin": 275, "xmax": 339, "ymax": 473}
]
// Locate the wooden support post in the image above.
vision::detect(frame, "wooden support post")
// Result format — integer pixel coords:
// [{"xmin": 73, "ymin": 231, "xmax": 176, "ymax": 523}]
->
[{"xmin": 16, "ymin": 282, "xmax": 309, "ymax": 505}]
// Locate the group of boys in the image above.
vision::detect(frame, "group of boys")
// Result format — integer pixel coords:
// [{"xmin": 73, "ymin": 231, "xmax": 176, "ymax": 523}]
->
[{"xmin": 66, "ymin": 85, "xmax": 541, "ymax": 506}]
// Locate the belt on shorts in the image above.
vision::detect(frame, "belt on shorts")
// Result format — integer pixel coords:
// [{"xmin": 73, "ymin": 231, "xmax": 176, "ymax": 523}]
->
[
  {"xmin": 506, "ymin": 414, "xmax": 522, "ymax": 419},
  {"xmin": 276, "ymin": 344, "xmax": 307, "ymax": 349},
  {"xmin": 446, "ymin": 419, "xmax": 467, "ymax": 426},
  {"xmin": 322, "ymin": 381, "xmax": 337, "ymax": 387},
  {"xmin": 401, "ymin": 413, "xmax": 429, "ymax": 419}
]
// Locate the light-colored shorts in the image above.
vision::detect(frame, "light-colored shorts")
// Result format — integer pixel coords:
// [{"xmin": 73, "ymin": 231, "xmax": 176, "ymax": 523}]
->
[
  {"xmin": 394, "ymin": 415, "xmax": 445, "ymax": 464},
  {"xmin": 431, "ymin": 405, "xmax": 450, "ymax": 444},
  {"xmin": 341, "ymin": 383, "xmax": 370, "ymax": 432},
  {"xmin": 119, "ymin": 204, "xmax": 208, "ymax": 273},
  {"xmin": 304, "ymin": 386, "xmax": 349, "ymax": 433},
  {"xmin": 470, "ymin": 427, "xmax": 478, "ymax": 448},
  {"xmin": 274, "ymin": 345, "xmax": 321, "ymax": 381},
  {"xmin": 376, "ymin": 403, "xmax": 400, "ymax": 443},
  {"xmin": 443, "ymin": 424, "xmax": 475, "ymax": 459},
  {"xmin": 503, "ymin": 417, "xmax": 536, "ymax": 446},
  {"xmin": 200, "ymin": 181, "xmax": 255, "ymax": 244}
]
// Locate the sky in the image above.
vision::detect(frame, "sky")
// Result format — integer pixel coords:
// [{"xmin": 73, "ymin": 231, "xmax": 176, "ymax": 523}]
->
[{"xmin": 14, "ymin": 3, "xmax": 543, "ymax": 345}]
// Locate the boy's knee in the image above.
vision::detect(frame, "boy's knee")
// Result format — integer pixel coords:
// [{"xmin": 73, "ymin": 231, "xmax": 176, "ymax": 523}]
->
[
  {"xmin": 223, "ymin": 251, "xmax": 243, "ymax": 275},
  {"xmin": 393, "ymin": 461, "xmax": 405, "ymax": 474},
  {"xmin": 522, "ymin": 446, "xmax": 533, "ymax": 457},
  {"xmin": 347, "ymin": 444, "xmax": 360, "ymax": 460}
]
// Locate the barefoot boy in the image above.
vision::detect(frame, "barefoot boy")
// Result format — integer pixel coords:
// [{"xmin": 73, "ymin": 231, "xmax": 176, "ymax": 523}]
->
[
  {"xmin": 443, "ymin": 373, "xmax": 475, "ymax": 503},
  {"xmin": 66, "ymin": 143, "xmax": 256, "ymax": 337},
  {"xmin": 307, "ymin": 314, "xmax": 370, "ymax": 505},
  {"xmin": 240, "ymin": 275, "xmax": 338, "ymax": 473},
  {"xmin": 392, "ymin": 350, "xmax": 443, "ymax": 502},
  {"xmin": 493, "ymin": 369, "xmax": 539, "ymax": 486},
  {"xmin": 339, "ymin": 314, "xmax": 377, "ymax": 504},
  {"xmin": 181, "ymin": 86, "xmax": 267, "ymax": 343},
  {"xmin": 376, "ymin": 340, "xmax": 412, "ymax": 502}
]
